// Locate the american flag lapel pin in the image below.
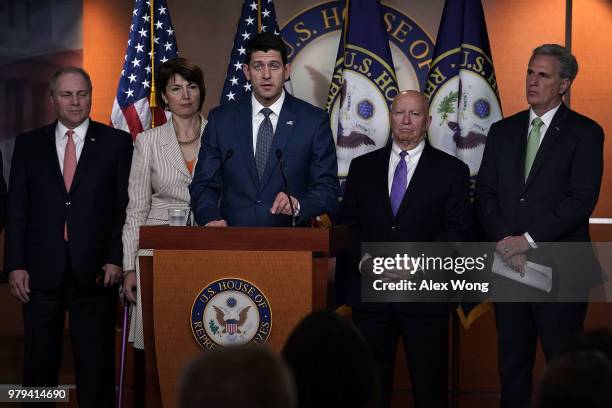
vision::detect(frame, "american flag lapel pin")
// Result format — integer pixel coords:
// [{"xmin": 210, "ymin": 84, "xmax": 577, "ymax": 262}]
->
[{"xmin": 286, "ymin": 120, "xmax": 293, "ymax": 126}]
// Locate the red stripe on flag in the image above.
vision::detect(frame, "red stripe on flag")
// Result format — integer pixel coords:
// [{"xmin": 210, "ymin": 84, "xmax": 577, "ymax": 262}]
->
[
  {"xmin": 152, "ymin": 107, "xmax": 168, "ymax": 128},
  {"xmin": 122, "ymin": 104, "xmax": 145, "ymax": 140}
]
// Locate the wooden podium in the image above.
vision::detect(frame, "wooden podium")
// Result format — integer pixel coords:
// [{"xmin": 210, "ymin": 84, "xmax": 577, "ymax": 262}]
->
[{"xmin": 138, "ymin": 226, "xmax": 348, "ymax": 408}]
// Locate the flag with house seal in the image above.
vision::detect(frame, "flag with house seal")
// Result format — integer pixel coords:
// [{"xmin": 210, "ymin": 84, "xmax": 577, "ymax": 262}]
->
[
  {"xmin": 425, "ymin": 0, "xmax": 502, "ymax": 328},
  {"xmin": 425, "ymin": 0, "xmax": 502, "ymax": 178},
  {"xmin": 326, "ymin": 0, "xmax": 399, "ymax": 182}
]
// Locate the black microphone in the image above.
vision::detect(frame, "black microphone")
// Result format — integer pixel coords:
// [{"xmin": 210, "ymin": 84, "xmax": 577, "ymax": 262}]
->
[
  {"xmin": 275, "ymin": 149, "xmax": 296, "ymax": 226},
  {"xmin": 186, "ymin": 149, "xmax": 234, "ymax": 226}
]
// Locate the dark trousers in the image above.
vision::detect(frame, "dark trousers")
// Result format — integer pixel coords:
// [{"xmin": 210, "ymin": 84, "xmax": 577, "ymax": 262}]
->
[
  {"xmin": 22, "ymin": 256, "xmax": 117, "ymax": 408},
  {"xmin": 494, "ymin": 302, "xmax": 587, "ymax": 408},
  {"xmin": 352, "ymin": 308, "xmax": 449, "ymax": 408}
]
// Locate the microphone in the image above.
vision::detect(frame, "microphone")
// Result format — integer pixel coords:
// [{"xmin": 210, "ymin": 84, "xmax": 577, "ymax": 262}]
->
[
  {"xmin": 186, "ymin": 149, "xmax": 234, "ymax": 226},
  {"xmin": 275, "ymin": 149, "xmax": 296, "ymax": 226}
]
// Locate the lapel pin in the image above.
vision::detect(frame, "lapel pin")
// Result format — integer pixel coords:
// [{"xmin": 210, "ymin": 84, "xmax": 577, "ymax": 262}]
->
[
  {"xmin": 555, "ymin": 127, "xmax": 560, "ymax": 131},
  {"xmin": 90, "ymin": 138, "xmax": 96, "ymax": 142},
  {"xmin": 286, "ymin": 120, "xmax": 293, "ymax": 126}
]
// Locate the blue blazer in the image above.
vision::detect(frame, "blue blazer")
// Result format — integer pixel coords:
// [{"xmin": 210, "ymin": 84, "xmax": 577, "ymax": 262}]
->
[{"xmin": 190, "ymin": 94, "xmax": 340, "ymax": 226}]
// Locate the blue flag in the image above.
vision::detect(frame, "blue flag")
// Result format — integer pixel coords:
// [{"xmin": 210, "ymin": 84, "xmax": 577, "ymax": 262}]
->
[
  {"xmin": 220, "ymin": 0, "xmax": 282, "ymax": 104},
  {"xmin": 426, "ymin": 0, "xmax": 502, "ymax": 177},
  {"xmin": 326, "ymin": 0, "xmax": 399, "ymax": 180},
  {"xmin": 426, "ymin": 0, "xmax": 501, "ymax": 329}
]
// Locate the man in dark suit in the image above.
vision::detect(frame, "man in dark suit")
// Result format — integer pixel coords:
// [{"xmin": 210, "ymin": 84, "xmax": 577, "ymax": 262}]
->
[
  {"xmin": 476, "ymin": 44, "xmax": 604, "ymax": 408},
  {"xmin": 5, "ymin": 67, "xmax": 133, "ymax": 407},
  {"xmin": 190, "ymin": 33, "xmax": 339, "ymax": 227},
  {"xmin": 0, "ymin": 152, "xmax": 7, "ymax": 281},
  {"xmin": 340, "ymin": 90, "xmax": 470, "ymax": 408},
  {"xmin": 0, "ymin": 152, "xmax": 6, "ymax": 232}
]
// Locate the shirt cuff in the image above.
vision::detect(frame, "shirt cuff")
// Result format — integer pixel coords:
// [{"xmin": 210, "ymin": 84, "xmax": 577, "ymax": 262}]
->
[
  {"xmin": 293, "ymin": 199, "xmax": 300, "ymax": 217},
  {"xmin": 524, "ymin": 232, "xmax": 538, "ymax": 249},
  {"xmin": 358, "ymin": 253, "xmax": 372, "ymax": 275}
]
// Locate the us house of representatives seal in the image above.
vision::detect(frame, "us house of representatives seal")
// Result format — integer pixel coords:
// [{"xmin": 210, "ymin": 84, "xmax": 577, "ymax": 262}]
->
[
  {"xmin": 425, "ymin": 45, "xmax": 502, "ymax": 176},
  {"xmin": 281, "ymin": 1, "xmax": 434, "ymax": 178},
  {"xmin": 190, "ymin": 278, "xmax": 272, "ymax": 351}
]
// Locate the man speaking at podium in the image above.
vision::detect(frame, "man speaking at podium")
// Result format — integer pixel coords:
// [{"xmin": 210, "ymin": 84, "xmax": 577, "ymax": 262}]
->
[
  {"xmin": 190, "ymin": 33, "xmax": 339, "ymax": 227},
  {"xmin": 5, "ymin": 67, "xmax": 133, "ymax": 406}
]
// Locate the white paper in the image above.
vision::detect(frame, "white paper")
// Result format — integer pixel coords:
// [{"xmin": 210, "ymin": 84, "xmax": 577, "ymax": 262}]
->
[{"xmin": 492, "ymin": 252, "xmax": 552, "ymax": 293}]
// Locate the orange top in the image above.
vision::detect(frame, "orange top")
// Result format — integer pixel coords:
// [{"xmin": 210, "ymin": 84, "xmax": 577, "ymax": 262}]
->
[{"xmin": 185, "ymin": 158, "xmax": 196, "ymax": 175}]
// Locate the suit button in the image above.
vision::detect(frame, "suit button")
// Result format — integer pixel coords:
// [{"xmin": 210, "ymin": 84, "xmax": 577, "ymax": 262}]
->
[
  {"xmin": 391, "ymin": 226, "xmax": 396, "ymax": 231},
  {"xmin": 256, "ymin": 200, "xmax": 262, "ymax": 206},
  {"xmin": 66, "ymin": 201, "xmax": 71, "ymax": 206},
  {"xmin": 519, "ymin": 198, "xmax": 525, "ymax": 203}
]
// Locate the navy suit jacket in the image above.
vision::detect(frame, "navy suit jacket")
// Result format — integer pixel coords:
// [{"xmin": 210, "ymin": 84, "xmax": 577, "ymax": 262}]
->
[
  {"xmin": 5, "ymin": 121, "xmax": 133, "ymax": 289},
  {"xmin": 339, "ymin": 142, "xmax": 471, "ymax": 313},
  {"xmin": 190, "ymin": 94, "xmax": 339, "ymax": 226},
  {"xmin": 476, "ymin": 103, "xmax": 604, "ymax": 289}
]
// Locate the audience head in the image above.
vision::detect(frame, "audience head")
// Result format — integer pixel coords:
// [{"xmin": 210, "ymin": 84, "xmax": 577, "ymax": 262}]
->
[
  {"xmin": 535, "ymin": 350, "xmax": 612, "ymax": 408},
  {"xmin": 563, "ymin": 327, "xmax": 612, "ymax": 362},
  {"xmin": 179, "ymin": 345, "xmax": 296, "ymax": 408},
  {"xmin": 282, "ymin": 310, "xmax": 380, "ymax": 408}
]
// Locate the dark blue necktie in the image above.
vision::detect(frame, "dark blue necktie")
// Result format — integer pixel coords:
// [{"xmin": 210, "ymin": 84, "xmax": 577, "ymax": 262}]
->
[{"xmin": 255, "ymin": 108, "xmax": 273, "ymax": 181}]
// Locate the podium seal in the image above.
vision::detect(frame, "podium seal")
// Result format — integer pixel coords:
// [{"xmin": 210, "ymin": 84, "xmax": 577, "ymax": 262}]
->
[{"xmin": 190, "ymin": 278, "xmax": 272, "ymax": 351}]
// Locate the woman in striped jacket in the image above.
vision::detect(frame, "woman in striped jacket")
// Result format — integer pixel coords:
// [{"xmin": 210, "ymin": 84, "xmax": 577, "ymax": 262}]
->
[{"xmin": 121, "ymin": 57, "xmax": 207, "ymax": 349}]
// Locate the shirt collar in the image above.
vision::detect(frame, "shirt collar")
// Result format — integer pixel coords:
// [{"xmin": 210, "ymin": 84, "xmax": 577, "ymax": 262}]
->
[
  {"xmin": 529, "ymin": 102, "xmax": 561, "ymax": 129},
  {"xmin": 57, "ymin": 118, "xmax": 90, "ymax": 142},
  {"xmin": 391, "ymin": 138, "xmax": 425, "ymax": 158},
  {"xmin": 251, "ymin": 90, "xmax": 285, "ymax": 119}
]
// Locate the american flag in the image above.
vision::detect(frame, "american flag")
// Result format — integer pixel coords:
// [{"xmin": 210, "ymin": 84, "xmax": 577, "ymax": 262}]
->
[
  {"xmin": 110, "ymin": 0, "xmax": 178, "ymax": 139},
  {"xmin": 220, "ymin": 0, "xmax": 282, "ymax": 104}
]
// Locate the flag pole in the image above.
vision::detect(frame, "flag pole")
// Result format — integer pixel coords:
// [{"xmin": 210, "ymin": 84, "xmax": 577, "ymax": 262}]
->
[
  {"xmin": 149, "ymin": 0, "xmax": 157, "ymax": 128},
  {"xmin": 257, "ymin": 0, "xmax": 262, "ymax": 32}
]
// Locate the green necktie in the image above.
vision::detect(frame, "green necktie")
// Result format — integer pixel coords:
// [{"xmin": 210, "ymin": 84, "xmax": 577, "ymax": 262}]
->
[{"xmin": 525, "ymin": 117, "xmax": 544, "ymax": 180}]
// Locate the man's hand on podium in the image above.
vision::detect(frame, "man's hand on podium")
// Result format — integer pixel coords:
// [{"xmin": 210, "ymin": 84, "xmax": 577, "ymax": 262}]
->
[{"xmin": 205, "ymin": 219, "xmax": 228, "ymax": 227}]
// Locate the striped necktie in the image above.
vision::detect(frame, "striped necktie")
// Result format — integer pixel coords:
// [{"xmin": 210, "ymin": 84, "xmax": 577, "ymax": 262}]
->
[{"xmin": 255, "ymin": 108, "xmax": 273, "ymax": 182}]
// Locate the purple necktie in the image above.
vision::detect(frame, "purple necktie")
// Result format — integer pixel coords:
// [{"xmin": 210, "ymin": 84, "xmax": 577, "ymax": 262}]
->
[{"xmin": 390, "ymin": 151, "xmax": 407, "ymax": 216}]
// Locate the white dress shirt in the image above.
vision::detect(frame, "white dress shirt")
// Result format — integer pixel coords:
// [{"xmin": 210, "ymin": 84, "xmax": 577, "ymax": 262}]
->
[
  {"xmin": 387, "ymin": 139, "xmax": 425, "ymax": 195},
  {"xmin": 251, "ymin": 90, "xmax": 285, "ymax": 156},
  {"xmin": 55, "ymin": 119, "xmax": 89, "ymax": 173},
  {"xmin": 527, "ymin": 102, "xmax": 561, "ymax": 148}
]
